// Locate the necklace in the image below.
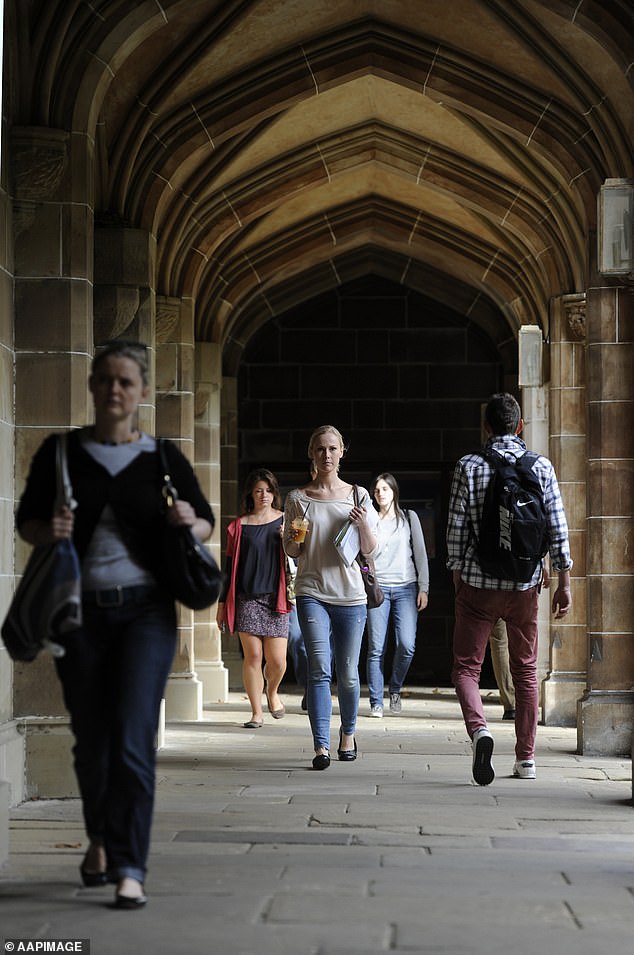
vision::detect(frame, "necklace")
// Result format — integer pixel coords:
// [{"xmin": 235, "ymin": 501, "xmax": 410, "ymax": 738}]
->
[{"xmin": 93, "ymin": 428, "xmax": 139, "ymax": 446}]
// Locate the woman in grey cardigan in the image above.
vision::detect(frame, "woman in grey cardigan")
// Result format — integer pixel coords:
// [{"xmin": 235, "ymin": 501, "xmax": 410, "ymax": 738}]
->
[{"xmin": 366, "ymin": 473, "xmax": 429, "ymax": 716}]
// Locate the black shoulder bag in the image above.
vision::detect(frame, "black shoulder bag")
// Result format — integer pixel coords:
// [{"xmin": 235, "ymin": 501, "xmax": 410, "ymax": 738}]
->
[
  {"xmin": 157, "ymin": 439, "xmax": 224, "ymax": 610},
  {"xmin": 2, "ymin": 433, "xmax": 82, "ymax": 662}
]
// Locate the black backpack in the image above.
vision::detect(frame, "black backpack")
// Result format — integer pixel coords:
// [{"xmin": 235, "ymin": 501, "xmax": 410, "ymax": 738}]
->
[{"xmin": 476, "ymin": 450, "xmax": 549, "ymax": 583}]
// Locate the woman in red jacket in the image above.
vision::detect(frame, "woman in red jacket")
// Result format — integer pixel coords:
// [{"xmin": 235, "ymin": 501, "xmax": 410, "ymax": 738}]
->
[{"xmin": 216, "ymin": 469, "xmax": 291, "ymax": 727}]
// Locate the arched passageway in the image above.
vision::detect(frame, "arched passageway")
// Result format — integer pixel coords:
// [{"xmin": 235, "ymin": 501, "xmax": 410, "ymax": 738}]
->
[{"xmin": 0, "ymin": 2, "xmax": 632, "ymax": 844}]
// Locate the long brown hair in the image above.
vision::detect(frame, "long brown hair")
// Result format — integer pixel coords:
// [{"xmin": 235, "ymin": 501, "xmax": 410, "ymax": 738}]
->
[
  {"xmin": 370, "ymin": 472, "xmax": 406, "ymax": 525},
  {"xmin": 240, "ymin": 468, "xmax": 282, "ymax": 513}
]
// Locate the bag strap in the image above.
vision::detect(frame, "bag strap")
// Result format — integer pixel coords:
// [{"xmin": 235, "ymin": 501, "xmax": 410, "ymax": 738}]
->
[
  {"xmin": 158, "ymin": 437, "xmax": 179, "ymax": 507},
  {"xmin": 482, "ymin": 448, "xmax": 538, "ymax": 471},
  {"xmin": 352, "ymin": 485, "xmax": 370, "ymax": 569},
  {"xmin": 55, "ymin": 433, "xmax": 77, "ymax": 512},
  {"xmin": 404, "ymin": 508, "xmax": 419, "ymax": 583}
]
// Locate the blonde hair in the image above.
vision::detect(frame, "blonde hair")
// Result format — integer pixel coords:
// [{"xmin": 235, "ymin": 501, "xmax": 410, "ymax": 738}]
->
[{"xmin": 307, "ymin": 425, "xmax": 346, "ymax": 479}]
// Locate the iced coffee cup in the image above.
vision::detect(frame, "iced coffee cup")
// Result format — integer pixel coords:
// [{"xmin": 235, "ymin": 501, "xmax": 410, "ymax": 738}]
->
[{"xmin": 291, "ymin": 516, "xmax": 309, "ymax": 543}]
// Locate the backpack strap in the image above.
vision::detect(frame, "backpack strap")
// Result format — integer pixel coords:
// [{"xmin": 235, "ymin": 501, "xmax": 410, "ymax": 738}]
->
[
  {"xmin": 517, "ymin": 451, "xmax": 539, "ymax": 469},
  {"xmin": 482, "ymin": 448, "xmax": 539, "ymax": 470}
]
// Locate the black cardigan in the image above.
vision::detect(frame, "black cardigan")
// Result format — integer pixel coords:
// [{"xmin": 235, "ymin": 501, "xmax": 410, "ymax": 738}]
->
[{"xmin": 17, "ymin": 430, "xmax": 214, "ymax": 586}]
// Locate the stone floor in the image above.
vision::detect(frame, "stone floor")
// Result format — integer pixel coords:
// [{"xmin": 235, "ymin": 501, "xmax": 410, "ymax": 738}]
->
[{"xmin": 1, "ymin": 688, "xmax": 633, "ymax": 955}]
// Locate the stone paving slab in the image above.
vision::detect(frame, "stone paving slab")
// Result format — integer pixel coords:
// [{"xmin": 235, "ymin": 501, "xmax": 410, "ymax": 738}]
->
[{"xmin": 1, "ymin": 689, "xmax": 632, "ymax": 955}]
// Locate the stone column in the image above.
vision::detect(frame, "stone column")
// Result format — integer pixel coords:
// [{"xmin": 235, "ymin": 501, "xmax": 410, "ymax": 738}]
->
[
  {"xmin": 0, "ymin": 125, "xmax": 17, "ymax": 855},
  {"xmin": 156, "ymin": 297, "xmax": 203, "ymax": 720},
  {"xmin": 11, "ymin": 126, "xmax": 94, "ymax": 797},
  {"xmin": 542, "ymin": 295, "xmax": 588, "ymax": 726},
  {"xmin": 578, "ymin": 285, "xmax": 634, "ymax": 755},
  {"xmin": 94, "ymin": 227, "xmax": 157, "ymax": 433},
  {"xmin": 219, "ymin": 375, "xmax": 242, "ymax": 689},
  {"xmin": 519, "ymin": 384, "xmax": 551, "ymax": 701},
  {"xmin": 193, "ymin": 343, "xmax": 228, "ymax": 703}
]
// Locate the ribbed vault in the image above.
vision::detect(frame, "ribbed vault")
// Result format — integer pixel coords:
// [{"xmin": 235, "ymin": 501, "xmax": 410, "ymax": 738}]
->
[{"xmin": 11, "ymin": 0, "xmax": 633, "ymax": 357}]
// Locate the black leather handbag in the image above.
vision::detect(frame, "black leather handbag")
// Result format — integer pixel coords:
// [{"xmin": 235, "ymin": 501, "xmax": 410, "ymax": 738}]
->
[
  {"xmin": 2, "ymin": 433, "xmax": 82, "ymax": 662},
  {"xmin": 353, "ymin": 485, "xmax": 384, "ymax": 609},
  {"xmin": 158, "ymin": 439, "xmax": 224, "ymax": 611}
]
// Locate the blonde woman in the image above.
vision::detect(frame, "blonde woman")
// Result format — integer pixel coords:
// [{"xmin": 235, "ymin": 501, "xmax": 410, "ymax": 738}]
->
[{"xmin": 284, "ymin": 426, "xmax": 378, "ymax": 770}]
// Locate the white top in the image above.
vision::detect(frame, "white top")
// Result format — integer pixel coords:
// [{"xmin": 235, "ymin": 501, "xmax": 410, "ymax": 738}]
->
[
  {"xmin": 373, "ymin": 509, "xmax": 429, "ymax": 592},
  {"xmin": 284, "ymin": 486, "xmax": 379, "ymax": 606}
]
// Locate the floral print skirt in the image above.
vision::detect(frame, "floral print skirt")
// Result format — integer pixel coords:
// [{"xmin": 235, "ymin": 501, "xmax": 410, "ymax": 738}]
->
[{"xmin": 235, "ymin": 593, "xmax": 289, "ymax": 638}]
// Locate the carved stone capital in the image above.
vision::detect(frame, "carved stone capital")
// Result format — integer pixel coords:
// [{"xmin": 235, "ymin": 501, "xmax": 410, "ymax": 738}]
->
[
  {"xmin": 11, "ymin": 127, "xmax": 69, "ymax": 202},
  {"xmin": 562, "ymin": 293, "xmax": 586, "ymax": 342},
  {"xmin": 93, "ymin": 286, "xmax": 140, "ymax": 343},
  {"xmin": 156, "ymin": 297, "xmax": 181, "ymax": 342},
  {"xmin": 195, "ymin": 389, "xmax": 210, "ymax": 418}
]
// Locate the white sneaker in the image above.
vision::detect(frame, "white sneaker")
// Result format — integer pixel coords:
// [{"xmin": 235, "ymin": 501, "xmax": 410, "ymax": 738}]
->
[
  {"xmin": 513, "ymin": 759, "xmax": 536, "ymax": 779},
  {"xmin": 472, "ymin": 728, "xmax": 495, "ymax": 786},
  {"xmin": 370, "ymin": 704, "xmax": 384, "ymax": 718}
]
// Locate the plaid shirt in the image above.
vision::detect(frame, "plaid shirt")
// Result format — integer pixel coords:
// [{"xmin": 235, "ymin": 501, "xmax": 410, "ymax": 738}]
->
[{"xmin": 446, "ymin": 434, "xmax": 573, "ymax": 591}]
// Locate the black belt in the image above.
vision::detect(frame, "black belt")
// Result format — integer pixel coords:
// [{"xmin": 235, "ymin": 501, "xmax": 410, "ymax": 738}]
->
[{"xmin": 82, "ymin": 585, "xmax": 157, "ymax": 607}]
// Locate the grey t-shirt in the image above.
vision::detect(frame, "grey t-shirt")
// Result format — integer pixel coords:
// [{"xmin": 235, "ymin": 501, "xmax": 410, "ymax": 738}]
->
[
  {"xmin": 80, "ymin": 429, "xmax": 157, "ymax": 591},
  {"xmin": 283, "ymin": 487, "xmax": 378, "ymax": 606}
]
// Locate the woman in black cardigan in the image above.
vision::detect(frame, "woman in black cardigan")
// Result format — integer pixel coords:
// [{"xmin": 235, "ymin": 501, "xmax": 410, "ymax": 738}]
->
[{"xmin": 17, "ymin": 341, "xmax": 213, "ymax": 910}]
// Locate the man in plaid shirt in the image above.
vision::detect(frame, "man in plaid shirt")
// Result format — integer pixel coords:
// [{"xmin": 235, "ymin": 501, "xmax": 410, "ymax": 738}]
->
[{"xmin": 446, "ymin": 393, "xmax": 572, "ymax": 785}]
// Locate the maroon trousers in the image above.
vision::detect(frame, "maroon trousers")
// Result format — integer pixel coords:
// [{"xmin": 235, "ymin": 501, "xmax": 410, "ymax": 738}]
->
[{"xmin": 451, "ymin": 580, "xmax": 539, "ymax": 761}]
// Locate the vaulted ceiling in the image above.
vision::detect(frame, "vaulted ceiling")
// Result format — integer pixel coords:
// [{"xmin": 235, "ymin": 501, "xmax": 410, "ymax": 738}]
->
[{"xmin": 11, "ymin": 0, "xmax": 634, "ymax": 356}]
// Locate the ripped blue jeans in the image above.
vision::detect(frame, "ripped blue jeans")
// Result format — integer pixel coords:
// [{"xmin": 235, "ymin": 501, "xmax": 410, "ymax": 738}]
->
[{"xmin": 297, "ymin": 596, "xmax": 367, "ymax": 751}]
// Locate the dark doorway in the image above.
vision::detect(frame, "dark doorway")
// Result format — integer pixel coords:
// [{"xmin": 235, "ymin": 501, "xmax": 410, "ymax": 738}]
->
[{"xmin": 238, "ymin": 275, "xmax": 506, "ymax": 685}]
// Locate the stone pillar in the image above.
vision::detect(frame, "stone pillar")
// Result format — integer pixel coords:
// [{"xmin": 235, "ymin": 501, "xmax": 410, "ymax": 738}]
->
[
  {"xmin": 0, "ymin": 129, "xmax": 17, "ymax": 856},
  {"xmin": 11, "ymin": 126, "xmax": 95, "ymax": 797},
  {"xmin": 542, "ymin": 295, "xmax": 588, "ymax": 726},
  {"xmin": 219, "ymin": 375, "xmax": 242, "ymax": 689},
  {"xmin": 156, "ymin": 297, "xmax": 202, "ymax": 720},
  {"xmin": 519, "ymin": 384, "xmax": 551, "ymax": 702},
  {"xmin": 578, "ymin": 285, "xmax": 634, "ymax": 755},
  {"xmin": 193, "ymin": 343, "xmax": 228, "ymax": 703},
  {"xmin": 94, "ymin": 227, "xmax": 157, "ymax": 434}
]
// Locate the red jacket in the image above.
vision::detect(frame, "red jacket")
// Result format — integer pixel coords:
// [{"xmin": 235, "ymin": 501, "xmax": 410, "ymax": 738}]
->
[{"xmin": 223, "ymin": 517, "xmax": 291, "ymax": 633}]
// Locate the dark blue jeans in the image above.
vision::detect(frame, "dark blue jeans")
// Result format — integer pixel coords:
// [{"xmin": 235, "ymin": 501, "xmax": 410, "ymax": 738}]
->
[
  {"xmin": 55, "ymin": 586, "xmax": 176, "ymax": 882},
  {"xmin": 366, "ymin": 582, "xmax": 418, "ymax": 705}
]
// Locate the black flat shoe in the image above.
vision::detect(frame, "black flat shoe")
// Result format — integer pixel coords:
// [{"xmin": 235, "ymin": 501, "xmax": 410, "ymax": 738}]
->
[
  {"xmin": 337, "ymin": 729, "xmax": 357, "ymax": 761},
  {"xmin": 114, "ymin": 878, "xmax": 147, "ymax": 909},
  {"xmin": 79, "ymin": 865, "xmax": 108, "ymax": 887},
  {"xmin": 80, "ymin": 846, "xmax": 108, "ymax": 887},
  {"xmin": 243, "ymin": 719, "xmax": 263, "ymax": 728},
  {"xmin": 114, "ymin": 891, "xmax": 147, "ymax": 909},
  {"xmin": 312, "ymin": 752, "xmax": 331, "ymax": 770}
]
